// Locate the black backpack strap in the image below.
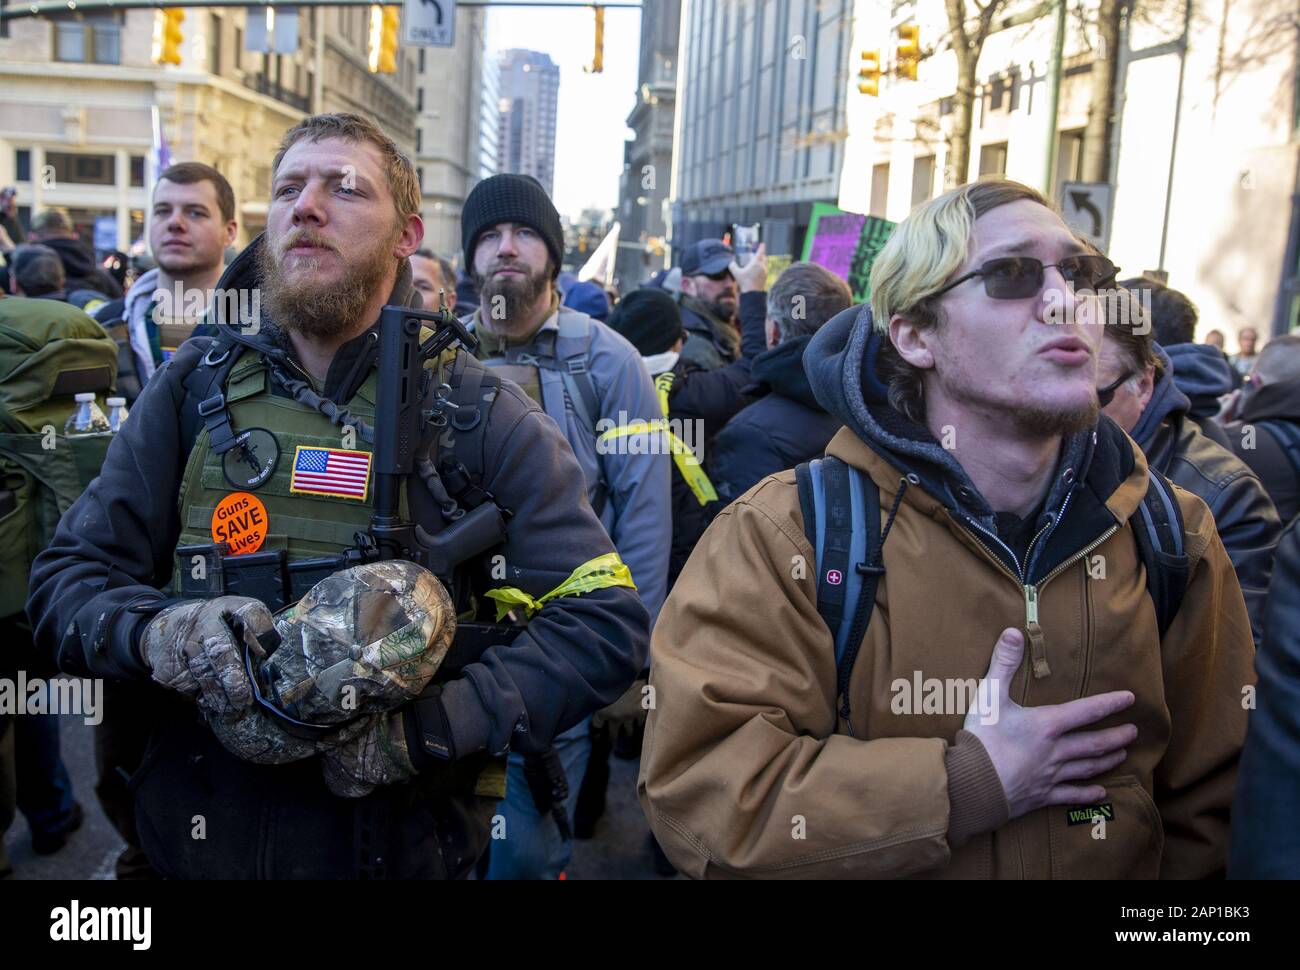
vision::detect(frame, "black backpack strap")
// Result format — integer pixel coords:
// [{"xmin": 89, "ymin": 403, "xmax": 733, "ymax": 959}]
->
[
  {"xmin": 91, "ymin": 296, "xmax": 143, "ymax": 403},
  {"xmin": 1257, "ymin": 419, "xmax": 1300, "ymax": 479},
  {"xmin": 796, "ymin": 457, "xmax": 885, "ymax": 732},
  {"xmin": 817, "ymin": 458, "xmax": 853, "ymax": 639},
  {"xmin": 1131, "ymin": 468, "xmax": 1190, "ymax": 639},
  {"xmin": 179, "ymin": 334, "xmax": 245, "ymax": 458},
  {"xmin": 437, "ymin": 353, "xmax": 504, "ymax": 513}
]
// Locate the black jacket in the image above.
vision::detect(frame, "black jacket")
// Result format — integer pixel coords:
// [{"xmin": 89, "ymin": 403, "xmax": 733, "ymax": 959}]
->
[
  {"xmin": 1225, "ymin": 376, "xmax": 1300, "ymax": 523},
  {"xmin": 1230, "ymin": 516, "xmax": 1300, "ymax": 877},
  {"xmin": 710, "ymin": 333, "xmax": 842, "ymax": 502},
  {"xmin": 1133, "ymin": 346, "xmax": 1281, "ymax": 645},
  {"xmin": 677, "ymin": 293, "xmax": 739, "ymax": 371},
  {"xmin": 25, "ymin": 236, "xmax": 648, "ymax": 877},
  {"xmin": 41, "ymin": 236, "xmax": 123, "ymax": 300},
  {"xmin": 661, "ymin": 290, "xmax": 766, "ymax": 585}
]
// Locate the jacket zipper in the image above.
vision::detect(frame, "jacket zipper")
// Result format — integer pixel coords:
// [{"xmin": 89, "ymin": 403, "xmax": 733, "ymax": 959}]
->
[{"xmin": 963, "ymin": 488, "xmax": 1094, "ymax": 682}]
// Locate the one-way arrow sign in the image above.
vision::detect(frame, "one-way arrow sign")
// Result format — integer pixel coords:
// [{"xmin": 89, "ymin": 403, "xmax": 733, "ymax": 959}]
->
[
  {"xmin": 1061, "ymin": 181, "xmax": 1112, "ymax": 249},
  {"xmin": 403, "ymin": 0, "xmax": 455, "ymax": 47}
]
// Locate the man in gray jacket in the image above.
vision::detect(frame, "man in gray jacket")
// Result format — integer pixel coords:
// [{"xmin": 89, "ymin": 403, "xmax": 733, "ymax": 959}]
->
[
  {"xmin": 460, "ymin": 173, "xmax": 670, "ymax": 879},
  {"xmin": 1098, "ymin": 306, "xmax": 1280, "ymax": 644}
]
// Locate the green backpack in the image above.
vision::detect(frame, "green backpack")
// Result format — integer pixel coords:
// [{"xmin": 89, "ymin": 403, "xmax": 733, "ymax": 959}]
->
[{"xmin": 0, "ymin": 298, "xmax": 118, "ymax": 618}]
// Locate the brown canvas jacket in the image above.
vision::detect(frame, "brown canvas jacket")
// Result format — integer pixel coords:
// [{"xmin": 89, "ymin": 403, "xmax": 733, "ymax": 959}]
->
[{"xmin": 639, "ymin": 423, "xmax": 1254, "ymax": 879}]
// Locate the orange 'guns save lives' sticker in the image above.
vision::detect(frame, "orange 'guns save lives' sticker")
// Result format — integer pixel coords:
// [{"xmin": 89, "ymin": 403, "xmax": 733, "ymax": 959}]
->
[{"xmin": 211, "ymin": 492, "xmax": 269, "ymax": 555}]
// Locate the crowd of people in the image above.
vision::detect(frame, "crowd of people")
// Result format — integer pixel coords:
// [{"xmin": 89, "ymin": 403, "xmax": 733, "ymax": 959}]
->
[{"xmin": 1, "ymin": 111, "xmax": 1298, "ymax": 880}]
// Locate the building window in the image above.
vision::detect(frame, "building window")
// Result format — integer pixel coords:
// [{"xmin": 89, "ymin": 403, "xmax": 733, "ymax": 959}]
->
[
  {"xmin": 979, "ymin": 142, "xmax": 1008, "ymax": 177},
  {"xmin": 417, "ymin": 167, "xmax": 424, "ymax": 192},
  {"xmin": 234, "ymin": 27, "xmax": 243, "ymax": 70},
  {"xmin": 130, "ymin": 155, "xmax": 145, "ymax": 188},
  {"xmin": 53, "ymin": 15, "xmax": 121, "ymax": 64},
  {"xmin": 417, "ymin": 88, "xmax": 424, "ymax": 111},
  {"xmin": 209, "ymin": 13, "xmax": 222, "ymax": 74},
  {"xmin": 416, "ymin": 128, "xmax": 423, "ymax": 153},
  {"xmin": 15, "ymin": 149, "xmax": 31, "ymax": 182},
  {"xmin": 911, "ymin": 155, "xmax": 936, "ymax": 209},
  {"xmin": 45, "ymin": 151, "xmax": 116, "ymax": 186},
  {"xmin": 870, "ymin": 163, "xmax": 890, "ymax": 218},
  {"xmin": 1054, "ymin": 129, "xmax": 1085, "ymax": 197},
  {"xmin": 419, "ymin": 48, "xmax": 425, "ymax": 72}
]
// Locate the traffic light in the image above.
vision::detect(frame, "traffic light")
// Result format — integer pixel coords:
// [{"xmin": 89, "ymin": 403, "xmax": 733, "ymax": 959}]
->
[
  {"xmin": 897, "ymin": 24, "xmax": 920, "ymax": 81},
  {"xmin": 587, "ymin": 6, "xmax": 605, "ymax": 74},
  {"xmin": 858, "ymin": 50, "xmax": 881, "ymax": 96},
  {"xmin": 367, "ymin": 5, "xmax": 400, "ymax": 74},
  {"xmin": 152, "ymin": 8, "xmax": 184, "ymax": 66}
]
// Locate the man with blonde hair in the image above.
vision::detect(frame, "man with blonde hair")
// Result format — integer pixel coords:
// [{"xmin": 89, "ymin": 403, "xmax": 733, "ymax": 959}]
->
[{"xmin": 640, "ymin": 178, "xmax": 1254, "ymax": 879}]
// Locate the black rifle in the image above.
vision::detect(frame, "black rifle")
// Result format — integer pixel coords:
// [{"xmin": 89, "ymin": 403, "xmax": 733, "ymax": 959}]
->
[{"xmin": 179, "ymin": 304, "xmax": 510, "ymax": 666}]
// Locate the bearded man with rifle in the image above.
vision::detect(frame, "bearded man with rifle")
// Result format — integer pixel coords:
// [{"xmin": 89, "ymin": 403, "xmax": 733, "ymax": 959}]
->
[{"xmin": 25, "ymin": 114, "xmax": 648, "ymax": 880}]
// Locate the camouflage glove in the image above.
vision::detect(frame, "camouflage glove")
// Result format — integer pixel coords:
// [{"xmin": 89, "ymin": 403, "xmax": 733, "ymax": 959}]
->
[
  {"xmin": 139, "ymin": 597, "xmax": 273, "ymax": 717},
  {"xmin": 318, "ymin": 711, "xmax": 419, "ymax": 799},
  {"xmin": 591, "ymin": 678, "xmax": 649, "ymax": 739}
]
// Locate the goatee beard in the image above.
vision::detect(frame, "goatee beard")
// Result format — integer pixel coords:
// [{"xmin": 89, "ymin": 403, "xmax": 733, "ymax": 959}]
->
[
  {"xmin": 1014, "ymin": 398, "xmax": 1100, "ymax": 437},
  {"xmin": 257, "ymin": 230, "xmax": 397, "ymax": 341},
  {"xmin": 474, "ymin": 263, "xmax": 552, "ymax": 339}
]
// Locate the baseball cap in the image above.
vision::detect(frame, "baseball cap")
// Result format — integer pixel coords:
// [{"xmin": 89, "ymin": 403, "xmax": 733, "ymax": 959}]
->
[{"xmin": 681, "ymin": 239, "xmax": 734, "ymax": 277}]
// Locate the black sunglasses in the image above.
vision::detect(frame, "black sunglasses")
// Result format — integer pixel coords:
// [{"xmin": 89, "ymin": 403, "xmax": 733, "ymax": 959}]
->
[
  {"xmin": 934, "ymin": 255, "xmax": 1119, "ymax": 300},
  {"xmin": 1096, "ymin": 369, "xmax": 1134, "ymax": 407}
]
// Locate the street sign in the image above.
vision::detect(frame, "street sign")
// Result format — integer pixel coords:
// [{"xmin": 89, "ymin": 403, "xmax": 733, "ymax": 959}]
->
[
  {"xmin": 1061, "ymin": 181, "xmax": 1112, "ymax": 249},
  {"xmin": 403, "ymin": 0, "xmax": 455, "ymax": 47},
  {"xmin": 245, "ymin": 6, "xmax": 299, "ymax": 55}
]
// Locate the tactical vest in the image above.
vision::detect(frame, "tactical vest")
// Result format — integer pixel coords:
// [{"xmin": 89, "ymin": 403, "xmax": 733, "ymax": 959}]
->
[
  {"xmin": 173, "ymin": 349, "xmax": 399, "ymax": 576},
  {"xmin": 126, "ymin": 339, "xmax": 509, "ymax": 880},
  {"xmin": 476, "ymin": 309, "xmax": 608, "ymax": 516}
]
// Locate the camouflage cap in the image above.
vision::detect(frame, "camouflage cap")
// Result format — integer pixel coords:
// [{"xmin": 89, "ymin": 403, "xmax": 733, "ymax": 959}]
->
[{"xmin": 209, "ymin": 560, "xmax": 456, "ymax": 765}]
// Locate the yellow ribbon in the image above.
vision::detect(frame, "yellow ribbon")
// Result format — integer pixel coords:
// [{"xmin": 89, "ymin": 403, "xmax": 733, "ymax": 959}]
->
[
  {"xmin": 593, "ymin": 370, "xmax": 718, "ymax": 506},
  {"xmin": 484, "ymin": 552, "xmax": 637, "ymax": 622}
]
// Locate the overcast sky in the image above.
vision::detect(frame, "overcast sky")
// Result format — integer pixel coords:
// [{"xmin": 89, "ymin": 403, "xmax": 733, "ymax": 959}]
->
[{"xmin": 484, "ymin": 1, "xmax": 643, "ymax": 223}]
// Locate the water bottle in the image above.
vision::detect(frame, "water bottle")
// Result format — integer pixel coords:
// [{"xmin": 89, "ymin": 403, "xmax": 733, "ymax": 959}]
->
[
  {"xmin": 64, "ymin": 392, "xmax": 112, "ymax": 437},
  {"xmin": 106, "ymin": 396, "xmax": 130, "ymax": 433}
]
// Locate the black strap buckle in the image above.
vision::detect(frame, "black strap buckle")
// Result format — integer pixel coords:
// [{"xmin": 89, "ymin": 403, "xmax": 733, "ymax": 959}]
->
[
  {"xmin": 197, "ymin": 392, "xmax": 226, "ymax": 418},
  {"xmin": 202, "ymin": 345, "xmax": 232, "ymax": 368}
]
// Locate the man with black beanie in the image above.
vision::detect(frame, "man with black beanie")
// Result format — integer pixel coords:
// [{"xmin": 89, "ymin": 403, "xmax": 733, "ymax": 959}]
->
[{"xmin": 460, "ymin": 173, "xmax": 669, "ymax": 880}]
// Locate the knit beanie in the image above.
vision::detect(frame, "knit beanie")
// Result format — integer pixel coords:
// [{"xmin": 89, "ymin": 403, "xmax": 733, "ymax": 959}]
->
[
  {"xmin": 461, "ymin": 174, "xmax": 565, "ymax": 279},
  {"xmin": 563, "ymin": 280, "xmax": 611, "ymax": 322},
  {"xmin": 609, "ymin": 288, "xmax": 684, "ymax": 357}
]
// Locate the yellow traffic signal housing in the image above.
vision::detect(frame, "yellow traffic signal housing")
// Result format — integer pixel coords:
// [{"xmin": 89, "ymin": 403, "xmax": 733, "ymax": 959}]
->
[
  {"xmin": 152, "ymin": 8, "xmax": 185, "ymax": 66},
  {"xmin": 368, "ymin": 5, "xmax": 400, "ymax": 74},
  {"xmin": 897, "ymin": 24, "xmax": 920, "ymax": 81},
  {"xmin": 380, "ymin": 7, "xmax": 400, "ymax": 74},
  {"xmin": 585, "ymin": 6, "xmax": 605, "ymax": 74},
  {"xmin": 858, "ymin": 50, "xmax": 881, "ymax": 96}
]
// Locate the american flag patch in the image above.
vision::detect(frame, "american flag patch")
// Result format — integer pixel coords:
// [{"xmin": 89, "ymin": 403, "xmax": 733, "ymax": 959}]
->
[{"xmin": 289, "ymin": 446, "xmax": 372, "ymax": 501}]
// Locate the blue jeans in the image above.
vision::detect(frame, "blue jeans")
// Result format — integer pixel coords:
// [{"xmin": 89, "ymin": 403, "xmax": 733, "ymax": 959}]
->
[{"xmin": 484, "ymin": 718, "xmax": 591, "ymax": 880}]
